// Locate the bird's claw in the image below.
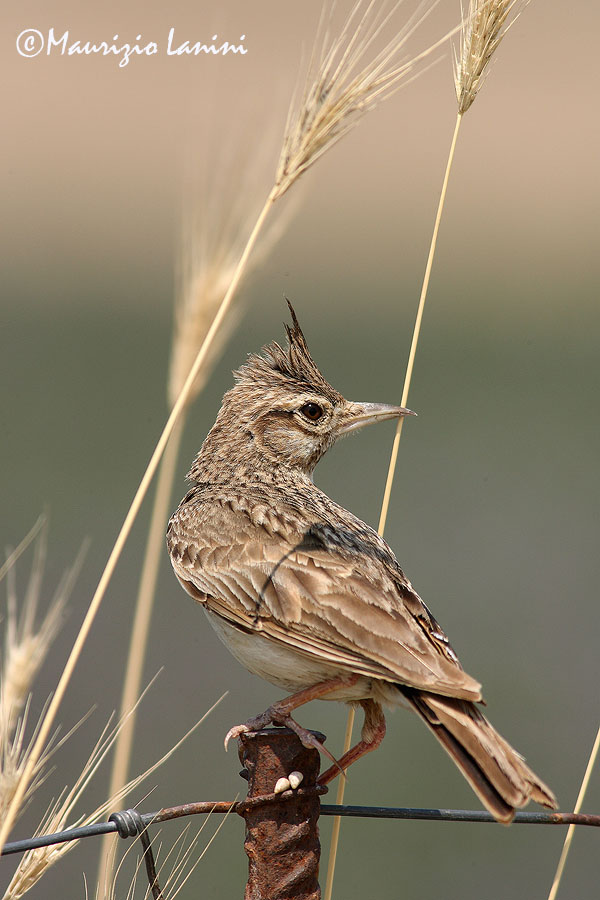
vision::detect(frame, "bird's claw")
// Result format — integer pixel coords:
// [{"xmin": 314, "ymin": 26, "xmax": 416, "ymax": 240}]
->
[
  {"xmin": 224, "ymin": 723, "xmax": 250, "ymax": 751},
  {"xmin": 224, "ymin": 704, "xmax": 345, "ymax": 777},
  {"xmin": 223, "ymin": 706, "xmax": 277, "ymax": 750}
]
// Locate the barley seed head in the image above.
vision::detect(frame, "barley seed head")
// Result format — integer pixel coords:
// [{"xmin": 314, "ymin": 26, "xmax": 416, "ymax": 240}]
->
[
  {"xmin": 168, "ymin": 144, "xmax": 284, "ymax": 410},
  {"xmin": 454, "ymin": 0, "xmax": 524, "ymax": 114},
  {"xmin": 0, "ymin": 523, "xmax": 79, "ymax": 744},
  {"xmin": 274, "ymin": 0, "xmax": 449, "ymax": 199}
]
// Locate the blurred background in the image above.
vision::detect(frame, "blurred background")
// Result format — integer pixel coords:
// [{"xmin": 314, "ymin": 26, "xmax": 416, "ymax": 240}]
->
[{"xmin": 1, "ymin": 0, "xmax": 599, "ymax": 897}]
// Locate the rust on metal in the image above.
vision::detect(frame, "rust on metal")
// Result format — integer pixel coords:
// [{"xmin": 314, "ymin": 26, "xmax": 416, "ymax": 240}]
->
[
  {"xmin": 237, "ymin": 727, "xmax": 326, "ymax": 900},
  {"xmin": 152, "ymin": 800, "xmax": 238, "ymax": 821},
  {"xmin": 148, "ymin": 802, "xmax": 600, "ymax": 829}
]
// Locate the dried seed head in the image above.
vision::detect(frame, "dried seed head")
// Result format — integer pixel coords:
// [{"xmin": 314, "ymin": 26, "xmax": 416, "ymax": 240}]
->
[
  {"xmin": 3, "ymin": 694, "xmax": 226, "ymax": 897},
  {"xmin": 0, "ymin": 701, "xmax": 56, "ymax": 829},
  {"xmin": 274, "ymin": 0, "xmax": 449, "ymax": 199},
  {"xmin": 168, "ymin": 144, "xmax": 284, "ymax": 410},
  {"xmin": 454, "ymin": 0, "xmax": 523, "ymax": 114},
  {"xmin": 1, "ymin": 524, "xmax": 78, "ymax": 742}
]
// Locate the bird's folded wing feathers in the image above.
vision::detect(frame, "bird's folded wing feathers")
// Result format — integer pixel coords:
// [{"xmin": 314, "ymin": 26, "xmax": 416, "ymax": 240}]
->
[{"xmin": 168, "ymin": 500, "xmax": 482, "ymax": 701}]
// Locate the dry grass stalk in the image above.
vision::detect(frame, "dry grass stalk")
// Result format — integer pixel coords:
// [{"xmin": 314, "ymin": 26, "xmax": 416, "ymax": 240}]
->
[
  {"xmin": 378, "ymin": 0, "xmax": 526, "ymax": 535},
  {"xmin": 3, "ymin": 692, "xmax": 226, "ymax": 898},
  {"xmin": 455, "ymin": 0, "xmax": 522, "ymax": 113},
  {"xmin": 547, "ymin": 724, "xmax": 600, "ymax": 900},
  {"xmin": 139, "ymin": 800, "xmax": 237, "ymax": 900},
  {"xmin": 323, "ymin": 705, "xmax": 355, "ymax": 900},
  {"xmin": 136, "ymin": 826, "xmax": 203, "ymax": 900},
  {"xmin": 376, "ymin": 110, "xmax": 462, "ymax": 536},
  {"xmin": 0, "ymin": 0, "xmax": 456, "ymax": 857}
]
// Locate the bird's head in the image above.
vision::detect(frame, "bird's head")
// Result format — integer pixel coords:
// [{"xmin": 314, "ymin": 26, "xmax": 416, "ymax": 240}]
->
[{"xmin": 194, "ymin": 302, "xmax": 415, "ymax": 478}]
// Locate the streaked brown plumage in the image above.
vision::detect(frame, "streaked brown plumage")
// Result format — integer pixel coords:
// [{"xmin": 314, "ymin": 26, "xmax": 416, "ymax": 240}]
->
[{"xmin": 167, "ymin": 303, "xmax": 556, "ymax": 823}]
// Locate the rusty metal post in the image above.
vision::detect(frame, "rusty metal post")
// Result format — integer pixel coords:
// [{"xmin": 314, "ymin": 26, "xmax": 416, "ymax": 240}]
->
[{"xmin": 237, "ymin": 727, "xmax": 326, "ymax": 900}]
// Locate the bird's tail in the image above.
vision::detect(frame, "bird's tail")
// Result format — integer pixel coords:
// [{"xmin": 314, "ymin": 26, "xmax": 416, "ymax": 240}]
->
[{"xmin": 400, "ymin": 687, "xmax": 557, "ymax": 824}]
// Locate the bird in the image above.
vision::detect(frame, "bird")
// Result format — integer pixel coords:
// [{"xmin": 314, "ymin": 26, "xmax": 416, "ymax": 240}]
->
[{"xmin": 167, "ymin": 303, "xmax": 556, "ymax": 823}]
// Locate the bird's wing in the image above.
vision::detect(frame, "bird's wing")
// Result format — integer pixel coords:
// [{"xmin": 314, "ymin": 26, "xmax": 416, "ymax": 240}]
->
[{"xmin": 168, "ymin": 497, "xmax": 482, "ymax": 701}]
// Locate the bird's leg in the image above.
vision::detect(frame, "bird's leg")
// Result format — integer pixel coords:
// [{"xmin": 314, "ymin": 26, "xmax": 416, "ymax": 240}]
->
[
  {"xmin": 318, "ymin": 699, "xmax": 386, "ymax": 786},
  {"xmin": 224, "ymin": 674, "xmax": 359, "ymax": 770}
]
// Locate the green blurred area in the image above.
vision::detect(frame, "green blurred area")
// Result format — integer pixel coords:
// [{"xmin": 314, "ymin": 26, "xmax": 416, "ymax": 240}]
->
[{"xmin": 2, "ymin": 269, "xmax": 598, "ymax": 897}]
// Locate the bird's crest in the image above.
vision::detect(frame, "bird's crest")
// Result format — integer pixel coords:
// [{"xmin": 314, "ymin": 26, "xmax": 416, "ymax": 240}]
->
[{"xmin": 234, "ymin": 301, "xmax": 342, "ymax": 402}]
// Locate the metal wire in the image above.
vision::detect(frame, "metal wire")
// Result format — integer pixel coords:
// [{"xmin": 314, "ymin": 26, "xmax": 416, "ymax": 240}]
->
[
  {"xmin": 2, "ymin": 801, "xmax": 599, "ymax": 858},
  {"xmin": 320, "ymin": 806, "xmax": 600, "ymax": 826},
  {"xmin": 109, "ymin": 809, "xmax": 162, "ymax": 900}
]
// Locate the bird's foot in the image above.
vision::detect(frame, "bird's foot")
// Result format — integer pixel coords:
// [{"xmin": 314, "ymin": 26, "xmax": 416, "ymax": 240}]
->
[
  {"xmin": 224, "ymin": 703, "xmax": 344, "ymax": 775},
  {"xmin": 224, "ymin": 707, "xmax": 275, "ymax": 749}
]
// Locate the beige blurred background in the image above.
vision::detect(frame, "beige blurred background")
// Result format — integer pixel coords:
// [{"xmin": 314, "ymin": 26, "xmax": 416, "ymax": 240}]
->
[{"xmin": 1, "ymin": 0, "xmax": 599, "ymax": 897}]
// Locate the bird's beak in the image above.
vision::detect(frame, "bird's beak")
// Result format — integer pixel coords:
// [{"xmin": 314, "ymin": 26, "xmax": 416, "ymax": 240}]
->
[{"xmin": 337, "ymin": 402, "xmax": 416, "ymax": 435}]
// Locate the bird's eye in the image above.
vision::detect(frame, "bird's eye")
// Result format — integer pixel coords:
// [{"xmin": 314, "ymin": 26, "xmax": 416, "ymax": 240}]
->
[{"xmin": 300, "ymin": 402, "xmax": 324, "ymax": 422}]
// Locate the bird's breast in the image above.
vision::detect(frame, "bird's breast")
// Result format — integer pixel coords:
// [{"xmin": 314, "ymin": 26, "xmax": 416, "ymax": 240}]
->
[{"xmin": 204, "ymin": 609, "xmax": 374, "ymax": 701}]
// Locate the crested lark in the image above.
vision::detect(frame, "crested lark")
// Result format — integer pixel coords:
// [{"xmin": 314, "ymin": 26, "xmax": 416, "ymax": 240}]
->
[{"xmin": 167, "ymin": 304, "xmax": 556, "ymax": 823}]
